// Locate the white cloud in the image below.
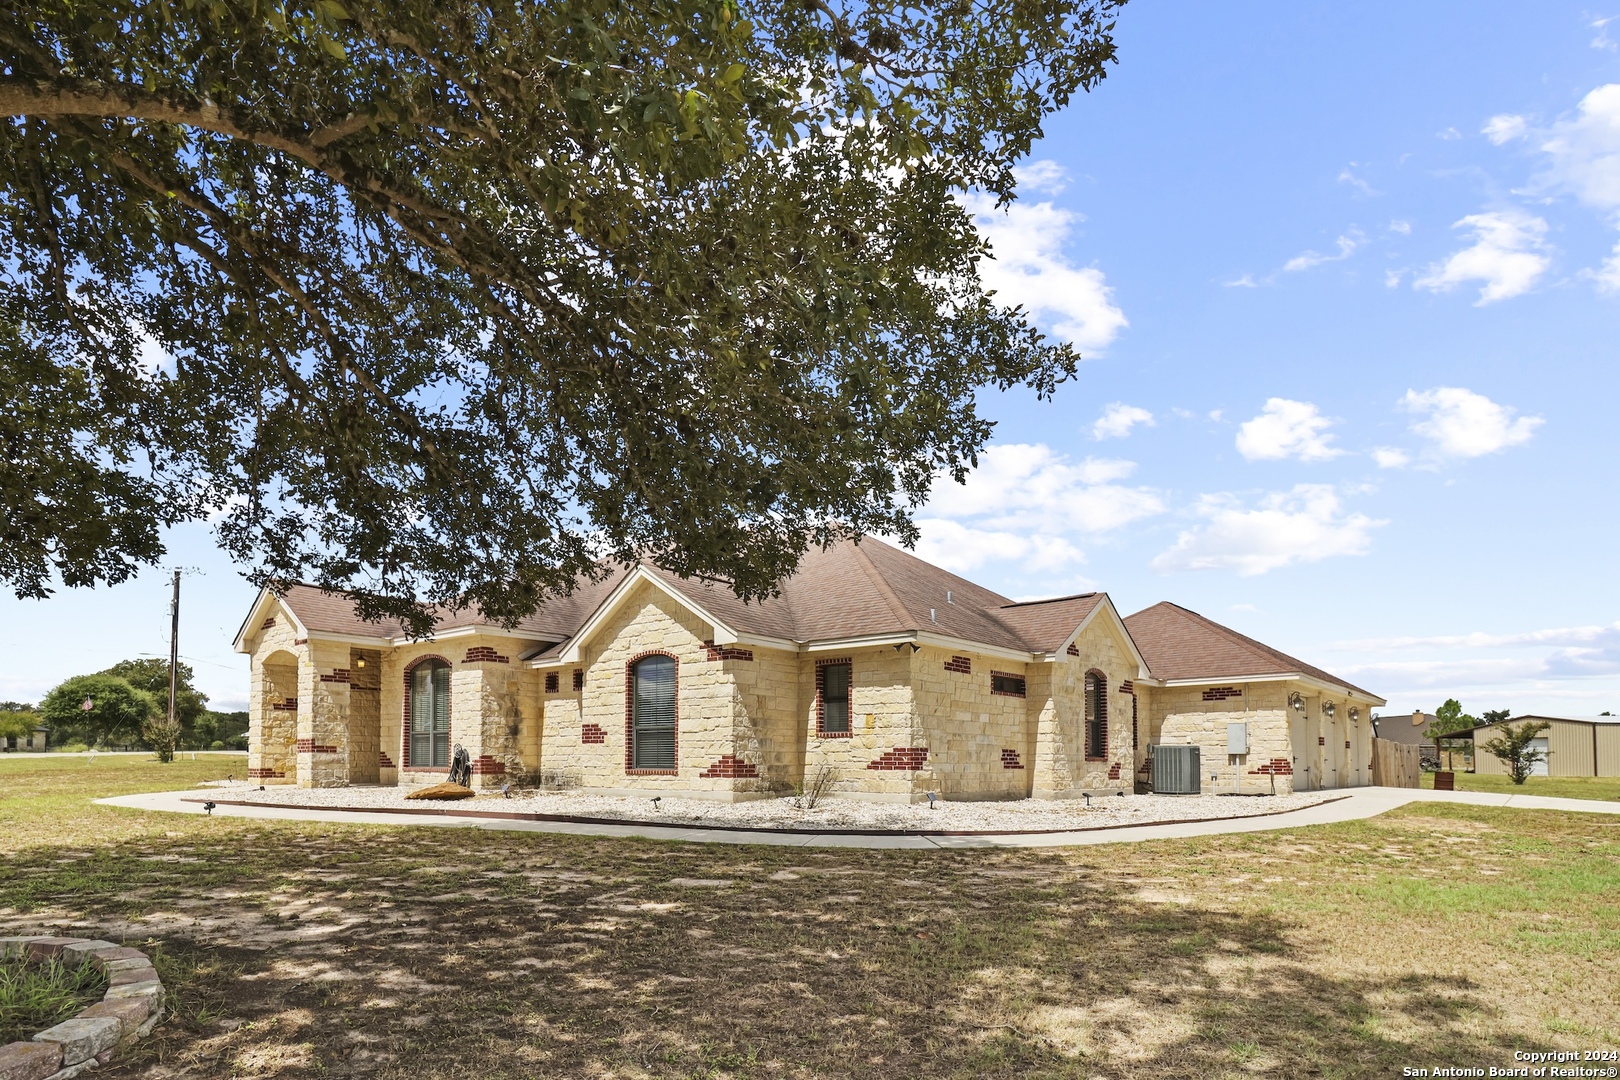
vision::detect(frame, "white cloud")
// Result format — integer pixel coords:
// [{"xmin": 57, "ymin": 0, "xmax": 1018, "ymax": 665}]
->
[
  {"xmin": 1372, "ymin": 447, "xmax": 1411, "ymax": 469},
  {"xmin": 1596, "ymin": 240, "xmax": 1620, "ymax": 292},
  {"xmin": 1223, "ymin": 273, "xmax": 1259, "ymax": 288},
  {"xmin": 1283, "ymin": 229, "xmax": 1365, "ymax": 273},
  {"xmin": 1151, "ymin": 484, "xmax": 1384, "ymax": 577},
  {"xmin": 919, "ymin": 442, "xmax": 1165, "ymax": 577},
  {"xmin": 913, "ymin": 518, "xmax": 1087, "ymax": 576},
  {"xmin": 1338, "ymin": 166, "xmax": 1378, "ymax": 197},
  {"xmin": 1593, "ymin": 15, "xmax": 1617, "ymax": 52},
  {"xmin": 1235, "ymin": 398, "xmax": 1343, "ymax": 462},
  {"xmin": 1531, "ymin": 83, "xmax": 1620, "ymax": 213},
  {"xmin": 1388, "ymin": 219, "xmax": 1412, "ymax": 236},
  {"xmin": 1014, "ymin": 159, "xmax": 1069, "ymax": 195},
  {"xmin": 1412, "ymin": 210, "xmax": 1550, "ymax": 304},
  {"xmin": 1399, "ymin": 386, "xmax": 1543, "ymax": 459},
  {"xmin": 1438, "ymin": 127, "xmax": 1463, "ymax": 141},
  {"xmin": 1091, "ymin": 403, "xmax": 1155, "ymax": 440},
  {"xmin": 963, "ymin": 174, "xmax": 1128, "ymax": 353},
  {"xmin": 1482, "ymin": 113, "xmax": 1528, "ymax": 145},
  {"xmin": 1336, "ymin": 622, "xmax": 1620, "ymax": 652}
]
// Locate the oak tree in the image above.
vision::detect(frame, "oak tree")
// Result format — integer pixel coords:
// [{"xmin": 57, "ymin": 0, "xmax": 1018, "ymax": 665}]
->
[{"xmin": 1, "ymin": 0, "xmax": 1122, "ymax": 632}]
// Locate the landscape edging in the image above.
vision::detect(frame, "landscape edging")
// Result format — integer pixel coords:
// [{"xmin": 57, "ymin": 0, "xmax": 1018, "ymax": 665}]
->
[
  {"xmin": 0, "ymin": 937, "xmax": 165, "ymax": 1080},
  {"xmin": 182, "ymin": 793, "xmax": 1351, "ymax": 838}
]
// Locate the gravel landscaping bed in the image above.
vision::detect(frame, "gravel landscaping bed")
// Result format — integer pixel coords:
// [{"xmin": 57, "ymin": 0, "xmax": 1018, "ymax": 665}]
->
[{"xmin": 199, "ymin": 781, "xmax": 1332, "ymax": 832}]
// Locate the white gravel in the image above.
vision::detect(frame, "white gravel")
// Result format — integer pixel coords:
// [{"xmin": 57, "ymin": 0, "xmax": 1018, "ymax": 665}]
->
[{"xmin": 199, "ymin": 781, "xmax": 1331, "ymax": 833}]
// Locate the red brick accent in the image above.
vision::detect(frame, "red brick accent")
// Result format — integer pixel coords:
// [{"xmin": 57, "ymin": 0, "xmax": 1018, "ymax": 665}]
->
[
  {"xmin": 261, "ymin": 616, "xmax": 277, "ymax": 629},
  {"xmin": 943, "ymin": 655, "xmax": 972, "ymax": 674},
  {"xmin": 1345, "ymin": 740, "xmax": 1352, "ymax": 750},
  {"xmin": 1120, "ymin": 679, "xmax": 1135, "ymax": 695},
  {"xmin": 1066, "ymin": 642, "xmax": 1080, "ymax": 657},
  {"xmin": 463, "ymin": 646, "xmax": 510, "ymax": 664},
  {"xmin": 1107, "ymin": 762, "xmax": 1122, "ymax": 780},
  {"xmin": 471, "ymin": 755, "xmax": 505, "ymax": 775},
  {"xmin": 545, "ymin": 672, "xmax": 559, "ymax": 693},
  {"xmin": 1318, "ymin": 736, "xmax": 1326, "ymax": 746},
  {"xmin": 247, "ymin": 767, "xmax": 285, "ymax": 779},
  {"xmin": 868, "ymin": 746, "xmax": 929, "ymax": 771},
  {"xmin": 402, "ymin": 654, "xmax": 452, "ymax": 769},
  {"xmin": 699, "ymin": 754, "xmax": 760, "ymax": 778},
  {"xmin": 296, "ymin": 738, "xmax": 339, "ymax": 754},
  {"xmin": 582, "ymin": 723, "xmax": 607, "ymax": 745},
  {"xmin": 293, "ymin": 637, "xmax": 308, "ymax": 645},
  {"xmin": 319, "ymin": 668, "xmax": 350, "ymax": 683},
  {"xmin": 573, "ymin": 669, "xmax": 584, "ymax": 691},
  {"xmin": 625, "ymin": 651, "xmax": 678, "ymax": 774},
  {"xmin": 270, "ymin": 696, "xmax": 298, "ymax": 712},
  {"xmin": 703, "ymin": 640, "xmax": 755, "ymax": 662},
  {"xmin": 1249, "ymin": 758, "xmax": 1294, "ymax": 776},
  {"xmin": 815, "ymin": 657, "xmax": 854, "ymax": 738},
  {"xmin": 1000, "ymin": 748, "xmax": 1024, "ymax": 769},
  {"xmin": 1202, "ymin": 686, "xmax": 1243, "ymax": 701},
  {"xmin": 378, "ymin": 751, "xmax": 395, "ymax": 769}
]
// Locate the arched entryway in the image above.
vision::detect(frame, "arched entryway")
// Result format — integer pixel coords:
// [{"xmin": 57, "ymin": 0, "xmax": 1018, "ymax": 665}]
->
[{"xmin": 252, "ymin": 650, "xmax": 299, "ymax": 782}]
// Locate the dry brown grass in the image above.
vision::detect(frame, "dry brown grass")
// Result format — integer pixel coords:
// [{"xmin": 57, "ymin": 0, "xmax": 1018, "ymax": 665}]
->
[{"xmin": 0, "ymin": 756, "xmax": 1616, "ymax": 1078}]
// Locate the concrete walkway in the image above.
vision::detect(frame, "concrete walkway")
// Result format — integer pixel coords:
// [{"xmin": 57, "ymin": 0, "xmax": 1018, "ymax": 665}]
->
[{"xmin": 95, "ymin": 785, "xmax": 1620, "ymax": 849}]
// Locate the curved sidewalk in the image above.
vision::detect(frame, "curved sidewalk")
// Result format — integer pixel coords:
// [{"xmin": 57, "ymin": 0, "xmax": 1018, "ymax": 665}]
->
[{"xmin": 95, "ymin": 786, "xmax": 1620, "ymax": 850}]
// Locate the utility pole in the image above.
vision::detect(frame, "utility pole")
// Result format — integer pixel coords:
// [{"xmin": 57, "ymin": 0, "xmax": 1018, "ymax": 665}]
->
[{"xmin": 168, "ymin": 569, "xmax": 180, "ymax": 729}]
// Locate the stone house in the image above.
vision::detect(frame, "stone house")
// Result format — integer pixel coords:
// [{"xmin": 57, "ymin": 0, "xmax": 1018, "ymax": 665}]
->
[{"xmin": 236, "ymin": 537, "xmax": 1383, "ymax": 800}]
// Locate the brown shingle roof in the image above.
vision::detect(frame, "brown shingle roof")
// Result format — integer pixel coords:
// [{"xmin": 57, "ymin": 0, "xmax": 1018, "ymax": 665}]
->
[{"xmin": 1123, "ymin": 601, "xmax": 1379, "ymax": 699}]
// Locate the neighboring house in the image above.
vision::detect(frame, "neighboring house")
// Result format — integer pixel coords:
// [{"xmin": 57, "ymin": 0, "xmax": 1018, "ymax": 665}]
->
[
  {"xmin": 1370, "ymin": 710, "xmax": 1437, "ymax": 749},
  {"xmin": 236, "ymin": 536, "xmax": 1384, "ymax": 800},
  {"xmin": 1, "ymin": 724, "xmax": 48, "ymax": 752},
  {"xmin": 1453, "ymin": 715, "xmax": 1620, "ymax": 778}
]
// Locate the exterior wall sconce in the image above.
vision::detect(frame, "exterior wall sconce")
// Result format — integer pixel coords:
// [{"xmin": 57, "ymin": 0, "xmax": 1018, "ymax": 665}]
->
[
  {"xmin": 1288, "ymin": 692, "xmax": 1305, "ymax": 713},
  {"xmin": 1322, "ymin": 702, "xmax": 1337, "ymax": 720}
]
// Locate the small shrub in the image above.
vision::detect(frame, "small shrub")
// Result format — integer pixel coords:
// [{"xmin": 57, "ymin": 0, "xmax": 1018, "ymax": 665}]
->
[{"xmin": 792, "ymin": 765, "xmax": 839, "ymax": 810}]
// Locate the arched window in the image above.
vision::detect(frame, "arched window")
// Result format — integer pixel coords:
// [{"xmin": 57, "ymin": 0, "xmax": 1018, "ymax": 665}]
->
[
  {"xmin": 409, "ymin": 660, "xmax": 451, "ymax": 768},
  {"xmin": 1084, "ymin": 670, "xmax": 1108, "ymax": 759},
  {"xmin": 630, "ymin": 654, "xmax": 677, "ymax": 771}
]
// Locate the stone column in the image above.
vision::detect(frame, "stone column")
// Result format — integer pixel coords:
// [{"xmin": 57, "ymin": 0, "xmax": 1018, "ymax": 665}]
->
[{"xmin": 297, "ymin": 641, "xmax": 352, "ymax": 788}]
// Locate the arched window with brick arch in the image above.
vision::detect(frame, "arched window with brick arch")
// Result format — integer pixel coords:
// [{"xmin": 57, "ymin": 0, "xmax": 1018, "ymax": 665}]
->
[
  {"xmin": 406, "ymin": 658, "xmax": 451, "ymax": 768},
  {"xmin": 628, "ymin": 653, "xmax": 677, "ymax": 772},
  {"xmin": 1084, "ymin": 670, "xmax": 1108, "ymax": 760}
]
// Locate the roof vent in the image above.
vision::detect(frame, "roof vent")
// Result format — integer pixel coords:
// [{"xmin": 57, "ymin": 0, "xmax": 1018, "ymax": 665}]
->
[
  {"xmin": 930, "ymin": 608, "xmax": 936, "ymax": 623},
  {"xmin": 946, "ymin": 590, "xmax": 953, "ymax": 604}
]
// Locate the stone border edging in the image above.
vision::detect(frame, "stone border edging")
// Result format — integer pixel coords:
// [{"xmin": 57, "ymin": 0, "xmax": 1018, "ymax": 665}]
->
[
  {"xmin": 0, "ymin": 936, "xmax": 165, "ymax": 1079},
  {"xmin": 183, "ymin": 794, "xmax": 1350, "ymax": 838}
]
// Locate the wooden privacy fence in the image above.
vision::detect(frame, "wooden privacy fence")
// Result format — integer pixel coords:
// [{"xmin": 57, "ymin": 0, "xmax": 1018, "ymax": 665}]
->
[{"xmin": 1371, "ymin": 738, "xmax": 1422, "ymax": 788}]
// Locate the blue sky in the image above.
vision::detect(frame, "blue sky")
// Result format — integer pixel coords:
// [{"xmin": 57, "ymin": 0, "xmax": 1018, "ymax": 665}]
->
[{"xmin": 3, "ymin": 1, "xmax": 1618, "ymax": 719}]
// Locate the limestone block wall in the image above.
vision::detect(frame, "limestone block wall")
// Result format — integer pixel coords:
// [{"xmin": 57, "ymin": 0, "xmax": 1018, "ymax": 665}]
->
[
  {"xmin": 298, "ymin": 639, "xmax": 353, "ymax": 788},
  {"xmin": 347, "ymin": 648, "xmax": 382, "ymax": 785},
  {"xmin": 565, "ymin": 581, "xmax": 744, "ymax": 796},
  {"xmin": 1031, "ymin": 617, "xmax": 1138, "ymax": 799},
  {"xmin": 727, "ymin": 645, "xmax": 805, "ymax": 794},
  {"xmin": 906, "ymin": 646, "xmax": 1032, "ymax": 801},
  {"xmin": 802, "ymin": 646, "xmax": 923, "ymax": 802},
  {"xmin": 247, "ymin": 607, "xmax": 304, "ymax": 783},
  {"xmin": 1118, "ymin": 657, "xmax": 1378, "ymax": 791}
]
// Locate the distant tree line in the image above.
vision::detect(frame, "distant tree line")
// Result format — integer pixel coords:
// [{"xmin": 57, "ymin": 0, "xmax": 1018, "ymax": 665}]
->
[{"xmin": 2, "ymin": 660, "xmax": 246, "ymax": 756}]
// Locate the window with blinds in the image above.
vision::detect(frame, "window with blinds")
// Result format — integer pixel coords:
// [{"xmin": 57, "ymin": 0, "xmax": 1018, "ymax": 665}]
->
[
  {"xmin": 410, "ymin": 661, "xmax": 451, "ymax": 768},
  {"xmin": 1084, "ymin": 670, "xmax": 1107, "ymax": 758},
  {"xmin": 819, "ymin": 662, "xmax": 851, "ymax": 735},
  {"xmin": 631, "ymin": 655, "xmax": 677, "ymax": 770}
]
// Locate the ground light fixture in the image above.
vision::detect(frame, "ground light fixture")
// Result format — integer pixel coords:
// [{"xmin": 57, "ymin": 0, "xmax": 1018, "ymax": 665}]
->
[
  {"xmin": 650, "ymin": 796, "xmax": 661, "ymax": 811},
  {"xmin": 925, "ymin": 791, "xmax": 938, "ymax": 809}
]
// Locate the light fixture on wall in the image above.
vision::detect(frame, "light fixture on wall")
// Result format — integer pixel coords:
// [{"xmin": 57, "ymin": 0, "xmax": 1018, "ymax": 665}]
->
[
  {"xmin": 1322, "ymin": 702, "xmax": 1337, "ymax": 720},
  {"xmin": 1348, "ymin": 706, "xmax": 1360, "ymax": 723},
  {"xmin": 1288, "ymin": 692, "xmax": 1304, "ymax": 713},
  {"xmin": 355, "ymin": 657, "xmax": 366, "ymax": 668}
]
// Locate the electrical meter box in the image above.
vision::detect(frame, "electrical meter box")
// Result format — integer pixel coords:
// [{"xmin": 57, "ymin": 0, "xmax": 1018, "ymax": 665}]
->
[{"xmin": 1227, "ymin": 722, "xmax": 1249, "ymax": 755}]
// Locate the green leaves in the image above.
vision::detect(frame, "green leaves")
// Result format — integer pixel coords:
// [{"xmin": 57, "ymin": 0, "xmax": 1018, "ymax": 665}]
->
[{"xmin": 1, "ymin": 0, "xmax": 1122, "ymax": 630}]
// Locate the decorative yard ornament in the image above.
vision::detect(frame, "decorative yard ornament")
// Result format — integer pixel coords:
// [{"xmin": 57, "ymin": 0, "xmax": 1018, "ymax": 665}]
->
[{"xmin": 81, "ymin": 697, "xmax": 93, "ymax": 711}]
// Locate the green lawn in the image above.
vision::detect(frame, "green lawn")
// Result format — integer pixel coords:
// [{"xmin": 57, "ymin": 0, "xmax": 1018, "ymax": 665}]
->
[
  {"xmin": 0, "ymin": 756, "xmax": 1616, "ymax": 1078},
  {"xmin": 1427, "ymin": 770, "xmax": 1620, "ymax": 801}
]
